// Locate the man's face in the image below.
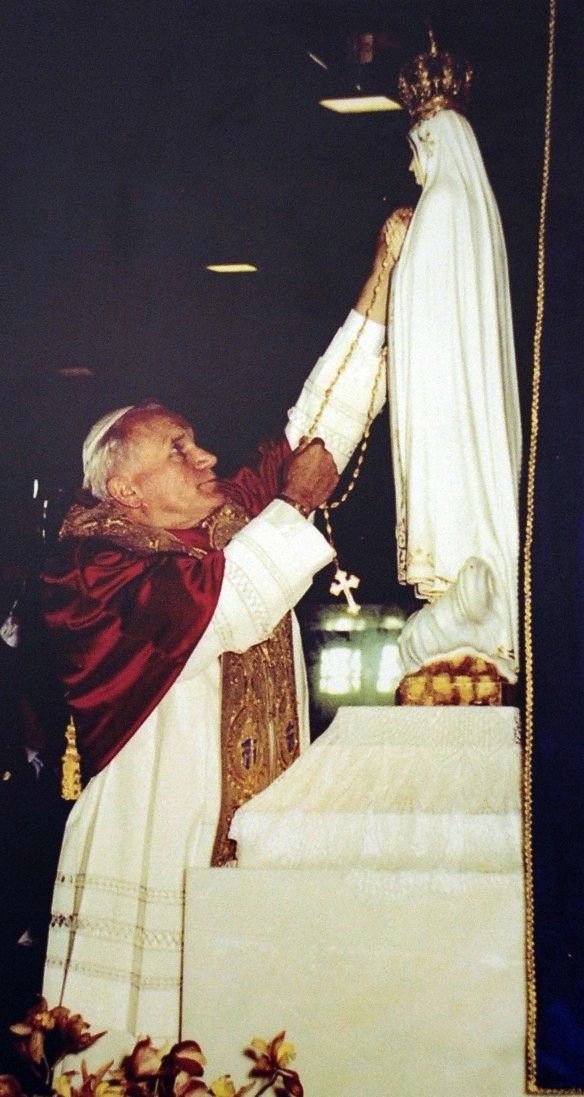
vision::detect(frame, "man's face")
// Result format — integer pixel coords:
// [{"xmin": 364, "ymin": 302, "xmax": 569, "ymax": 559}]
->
[{"xmin": 111, "ymin": 409, "xmax": 227, "ymax": 529}]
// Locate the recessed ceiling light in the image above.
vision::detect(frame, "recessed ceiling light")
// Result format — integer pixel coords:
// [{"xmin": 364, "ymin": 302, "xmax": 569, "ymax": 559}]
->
[
  {"xmin": 206, "ymin": 263, "xmax": 258, "ymax": 274},
  {"xmin": 307, "ymin": 51, "xmax": 328, "ymax": 71},
  {"xmin": 57, "ymin": 366, "xmax": 95, "ymax": 377},
  {"xmin": 319, "ymin": 95, "xmax": 402, "ymax": 114}
]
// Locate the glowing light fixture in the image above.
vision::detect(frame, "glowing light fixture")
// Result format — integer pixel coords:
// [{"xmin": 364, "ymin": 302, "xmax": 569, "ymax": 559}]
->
[
  {"xmin": 319, "ymin": 95, "xmax": 401, "ymax": 114},
  {"xmin": 319, "ymin": 647, "xmax": 362, "ymax": 695},
  {"xmin": 206, "ymin": 263, "xmax": 258, "ymax": 274},
  {"xmin": 57, "ymin": 366, "xmax": 94, "ymax": 377},
  {"xmin": 376, "ymin": 643, "xmax": 402, "ymax": 693}
]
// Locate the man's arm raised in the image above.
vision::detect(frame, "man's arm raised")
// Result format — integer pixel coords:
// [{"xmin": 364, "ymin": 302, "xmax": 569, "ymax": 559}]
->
[{"xmin": 286, "ymin": 210, "xmax": 412, "ymax": 473}]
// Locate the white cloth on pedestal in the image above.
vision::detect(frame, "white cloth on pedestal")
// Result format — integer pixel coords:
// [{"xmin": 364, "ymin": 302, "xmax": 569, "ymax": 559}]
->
[{"xmin": 231, "ymin": 705, "xmax": 522, "ymax": 873}]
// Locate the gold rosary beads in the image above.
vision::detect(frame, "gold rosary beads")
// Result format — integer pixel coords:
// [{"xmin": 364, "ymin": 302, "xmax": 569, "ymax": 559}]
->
[{"xmin": 304, "ymin": 219, "xmax": 399, "ymax": 613}]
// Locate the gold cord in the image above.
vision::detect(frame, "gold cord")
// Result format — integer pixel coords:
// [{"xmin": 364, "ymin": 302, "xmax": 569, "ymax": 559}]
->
[{"xmin": 524, "ymin": 0, "xmax": 558, "ymax": 1090}]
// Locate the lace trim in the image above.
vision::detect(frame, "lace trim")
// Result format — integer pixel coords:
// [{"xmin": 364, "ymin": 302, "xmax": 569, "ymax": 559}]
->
[
  {"xmin": 208, "ymin": 600, "xmax": 236, "ymax": 650},
  {"xmin": 287, "ymin": 406, "xmax": 361, "ymax": 459},
  {"xmin": 44, "ymin": 954, "xmax": 180, "ymax": 991},
  {"xmin": 236, "ymin": 527, "xmax": 295, "ymax": 605},
  {"xmin": 226, "ymin": 559, "xmax": 272, "ymax": 636},
  {"xmin": 49, "ymin": 912, "xmax": 181, "ymax": 950},
  {"xmin": 54, "ymin": 871, "xmax": 183, "ymax": 904},
  {"xmin": 298, "ymin": 375, "xmax": 373, "ymax": 422}
]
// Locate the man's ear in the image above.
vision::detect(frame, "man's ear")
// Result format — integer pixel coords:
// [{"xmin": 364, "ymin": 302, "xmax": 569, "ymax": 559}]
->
[{"xmin": 107, "ymin": 475, "xmax": 142, "ymax": 510}]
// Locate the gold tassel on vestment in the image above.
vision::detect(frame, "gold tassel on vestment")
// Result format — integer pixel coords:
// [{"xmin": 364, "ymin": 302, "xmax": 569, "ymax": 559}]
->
[{"xmin": 61, "ymin": 715, "xmax": 82, "ymax": 801}]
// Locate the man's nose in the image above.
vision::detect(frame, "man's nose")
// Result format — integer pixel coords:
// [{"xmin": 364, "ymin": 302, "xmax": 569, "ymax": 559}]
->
[{"xmin": 192, "ymin": 446, "xmax": 217, "ymax": 469}]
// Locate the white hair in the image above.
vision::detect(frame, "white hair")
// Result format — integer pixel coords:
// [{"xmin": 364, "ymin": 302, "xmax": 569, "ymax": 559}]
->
[{"xmin": 82, "ymin": 402, "xmax": 164, "ymax": 499}]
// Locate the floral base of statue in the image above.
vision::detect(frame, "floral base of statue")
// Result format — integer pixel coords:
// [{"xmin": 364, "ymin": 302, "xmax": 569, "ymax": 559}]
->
[{"xmin": 395, "ymin": 653, "xmax": 515, "ymax": 706}]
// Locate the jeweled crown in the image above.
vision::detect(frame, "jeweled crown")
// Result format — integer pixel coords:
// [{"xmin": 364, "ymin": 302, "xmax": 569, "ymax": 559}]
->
[{"xmin": 398, "ymin": 29, "xmax": 473, "ymax": 123}]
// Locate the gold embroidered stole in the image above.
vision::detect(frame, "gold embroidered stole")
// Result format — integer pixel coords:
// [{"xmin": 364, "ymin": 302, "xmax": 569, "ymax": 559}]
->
[{"xmin": 202, "ymin": 503, "xmax": 301, "ymax": 866}]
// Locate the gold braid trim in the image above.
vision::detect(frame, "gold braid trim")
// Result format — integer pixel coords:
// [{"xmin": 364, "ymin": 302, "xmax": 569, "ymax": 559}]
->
[{"xmin": 523, "ymin": 0, "xmax": 564, "ymax": 1092}]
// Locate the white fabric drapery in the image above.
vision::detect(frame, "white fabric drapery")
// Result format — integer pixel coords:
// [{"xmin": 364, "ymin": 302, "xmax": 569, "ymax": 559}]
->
[{"xmin": 388, "ymin": 110, "xmax": 521, "ymax": 675}]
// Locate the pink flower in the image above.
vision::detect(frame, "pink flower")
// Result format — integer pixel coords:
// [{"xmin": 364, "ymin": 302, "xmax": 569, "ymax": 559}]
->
[
  {"xmin": 164, "ymin": 1041, "xmax": 206, "ymax": 1078},
  {"xmin": 124, "ymin": 1038, "xmax": 165, "ymax": 1080},
  {"xmin": 172, "ymin": 1072, "xmax": 210, "ymax": 1097}
]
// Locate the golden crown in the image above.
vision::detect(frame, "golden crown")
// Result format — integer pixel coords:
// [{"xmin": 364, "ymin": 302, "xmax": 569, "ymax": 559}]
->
[{"xmin": 398, "ymin": 29, "xmax": 473, "ymax": 123}]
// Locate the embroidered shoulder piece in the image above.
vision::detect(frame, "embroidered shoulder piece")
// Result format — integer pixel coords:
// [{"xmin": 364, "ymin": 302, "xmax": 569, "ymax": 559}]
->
[
  {"xmin": 200, "ymin": 500, "xmax": 250, "ymax": 549},
  {"xmin": 59, "ymin": 500, "xmax": 207, "ymax": 558},
  {"xmin": 59, "ymin": 498, "xmax": 251, "ymax": 558}
]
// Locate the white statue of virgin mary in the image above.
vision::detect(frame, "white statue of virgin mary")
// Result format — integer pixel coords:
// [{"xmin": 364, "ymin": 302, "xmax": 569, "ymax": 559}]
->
[{"xmin": 388, "ymin": 46, "xmax": 521, "ymax": 681}]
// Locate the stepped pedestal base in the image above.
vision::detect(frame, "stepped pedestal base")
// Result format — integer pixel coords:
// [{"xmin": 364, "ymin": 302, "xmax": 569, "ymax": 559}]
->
[{"xmin": 183, "ymin": 706, "xmax": 525, "ymax": 1095}]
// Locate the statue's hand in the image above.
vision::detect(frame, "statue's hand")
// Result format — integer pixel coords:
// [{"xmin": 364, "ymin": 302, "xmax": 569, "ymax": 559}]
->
[
  {"xmin": 382, "ymin": 206, "xmax": 414, "ymax": 263},
  {"xmin": 355, "ymin": 207, "xmax": 414, "ymax": 322}
]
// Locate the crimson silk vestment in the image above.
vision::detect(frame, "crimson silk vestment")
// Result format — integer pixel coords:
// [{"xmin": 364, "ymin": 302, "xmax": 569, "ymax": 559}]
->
[{"xmin": 42, "ymin": 437, "xmax": 292, "ymax": 781}]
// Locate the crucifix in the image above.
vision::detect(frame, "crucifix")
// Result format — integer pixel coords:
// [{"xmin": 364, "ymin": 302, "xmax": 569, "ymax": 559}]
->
[{"xmin": 329, "ymin": 566, "xmax": 361, "ymax": 616}]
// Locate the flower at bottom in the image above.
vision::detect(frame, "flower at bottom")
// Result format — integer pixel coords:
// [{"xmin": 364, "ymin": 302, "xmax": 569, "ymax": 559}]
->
[
  {"xmin": 49, "ymin": 1009, "xmax": 107, "ymax": 1060},
  {"xmin": 245, "ymin": 1033, "xmax": 303, "ymax": 1097},
  {"xmin": 0, "ymin": 1076, "xmax": 25, "ymax": 1097},
  {"xmin": 10, "ymin": 999, "xmax": 105, "ymax": 1072},
  {"xmin": 164, "ymin": 1041, "xmax": 206, "ymax": 1078},
  {"xmin": 124, "ymin": 1037, "xmax": 165, "ymax": 1080},
  {"xmin": 208, "ymin": 1077, "xmax": 254, "ymax": 1097},
  {"xmin": 171, "ymin": 1076, "xmax": 210, "ymax": 1097}
]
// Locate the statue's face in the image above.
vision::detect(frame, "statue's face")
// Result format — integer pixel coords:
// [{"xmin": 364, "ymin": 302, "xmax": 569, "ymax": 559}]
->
[
  {"xmin": 408, "ymin": 147, "xmax": 425, "ymax": 187},
  {"xmin": 109, "ymin": 409, "xmax": 227, "ymax": 529}
]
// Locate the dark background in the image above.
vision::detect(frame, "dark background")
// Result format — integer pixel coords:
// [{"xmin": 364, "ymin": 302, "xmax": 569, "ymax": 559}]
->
[{"xmin": 0, "ymin": 0, "xmax": 547, "ymax": 605}]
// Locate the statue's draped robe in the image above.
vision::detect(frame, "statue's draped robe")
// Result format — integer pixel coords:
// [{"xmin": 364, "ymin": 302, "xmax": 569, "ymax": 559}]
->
[
  {"xmin": 42, "ymin": 309, "xmax": 386, "ymax": 1042},
  {"xmin": 388, "ymin": 109, "xmax": 521, "ymax": 678}
]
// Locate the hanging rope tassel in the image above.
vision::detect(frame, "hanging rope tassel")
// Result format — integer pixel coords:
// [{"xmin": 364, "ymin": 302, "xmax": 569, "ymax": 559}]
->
[{"xmin": 61, "ymin": 714, "xmax": 82, "ymax": 801}]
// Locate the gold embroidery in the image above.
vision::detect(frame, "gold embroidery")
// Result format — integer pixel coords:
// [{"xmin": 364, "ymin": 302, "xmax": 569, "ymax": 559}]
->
[
  {"xmin": 59, "ymin": 499, "xmax": 207, "ymax": 558},
  {"xmin": 211, "ymin": 614, "xmax": 300, "ymax": 866},
  {"xmin": 196, "ymin": 499, "xmax": 301, "ymax": 867},
  {"xmin": 201, "ymin": 500, "xmax": 251, "ymax": 549}
]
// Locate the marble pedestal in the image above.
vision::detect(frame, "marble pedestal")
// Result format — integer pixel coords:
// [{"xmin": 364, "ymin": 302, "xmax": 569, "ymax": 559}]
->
[{"xmin": 183, "ymin": 706, "xmax": 526, "ymax": 1096}]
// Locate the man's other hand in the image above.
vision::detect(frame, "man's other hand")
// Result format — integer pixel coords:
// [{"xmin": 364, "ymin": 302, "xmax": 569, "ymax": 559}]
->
[{"xmin": 282, "ymin": 439, "xmax": 339, "ymax": 514}]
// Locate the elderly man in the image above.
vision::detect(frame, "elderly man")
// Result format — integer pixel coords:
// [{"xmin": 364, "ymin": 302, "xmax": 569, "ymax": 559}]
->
[{"xmin": 41, "ymin": 218, "xmax": 406, "ymax": 1045}]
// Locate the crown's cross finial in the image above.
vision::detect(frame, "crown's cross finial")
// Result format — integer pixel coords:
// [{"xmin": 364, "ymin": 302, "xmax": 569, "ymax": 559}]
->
[
  {"xmin": 426, "ymin": 22, "xmax": 438, "ymax": 56},
  {"xmin": 330, "ymin": 566, "xmax": 361, "ymax": 616}
]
